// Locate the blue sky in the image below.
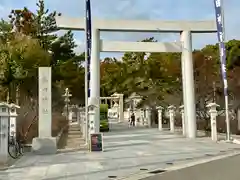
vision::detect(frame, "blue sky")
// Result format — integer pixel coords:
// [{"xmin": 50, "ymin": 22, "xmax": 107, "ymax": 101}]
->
[{"xmin": 0, "ymin": 0, "xmax": 239, "ymax": 59}]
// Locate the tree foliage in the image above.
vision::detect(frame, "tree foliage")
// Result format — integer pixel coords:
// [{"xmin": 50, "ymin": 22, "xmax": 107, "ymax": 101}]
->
[
  {"xmin": 1, "ymin": 0, "xmax": 240, "ymax": 115},
  {"xmin": 0, "ymin": 0, "xmax": 84, "ymax": 105},
  {"xmin": 100, "ymin": 38, "xmax": 240, "ymax": 110}
]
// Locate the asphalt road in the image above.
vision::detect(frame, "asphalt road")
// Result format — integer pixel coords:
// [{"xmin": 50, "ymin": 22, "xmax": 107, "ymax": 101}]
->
[{"xmin": 141, "ymin": 154, "xmax": 240, "ymax": 180}]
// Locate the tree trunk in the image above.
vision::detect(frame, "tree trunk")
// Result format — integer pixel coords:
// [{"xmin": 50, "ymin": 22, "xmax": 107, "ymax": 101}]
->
[{"xmin": 8, "ymin": 82, "xmax": 16, "ymax": 103}]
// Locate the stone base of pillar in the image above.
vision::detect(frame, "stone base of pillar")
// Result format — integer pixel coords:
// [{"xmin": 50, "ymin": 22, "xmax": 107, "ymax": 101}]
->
[
  {"xmin": 32, "ymin": 137, "xmax": 57, "ymax": 155},
  {"xmin": 0, "ymin": 154, "xmax": 8, "ymax": 165}
]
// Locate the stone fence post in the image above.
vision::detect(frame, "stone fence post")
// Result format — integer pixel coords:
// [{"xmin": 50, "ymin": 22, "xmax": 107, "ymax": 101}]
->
[
  {"xmin": 145, "ymin": 107, "xmax": 152, "ymax": 128},
  {"xmin": 156, "ymin": 106, "xmax": 163, "ymax": 131},
  {"xmin": 9, "ymin": 103, "xmax": 20, "ymax": 137},
  {"xmin": 127, "ymin": 108, "xmax": 131, "ymax": 121},
  {"xmin": 179, "ymin": 105, "xmax": 186, "ymax": 136},
  {"xmin": 76, "ymin": 107, "xmax": 80, "ymax": 125},
  {"xmin": 140, "ymin": 109, "xmax": 145, "ymax": 126},
  {"xmin": 77, "ymin": 107, "xmax": 84, "ymax": 137},
  {"xmin": 0, "ymin": 102, "xmax": 10, "ymax": 164},
  {"xmin": 168, "ymin": 105, "xmax": 176, "ymax": 133},
  {"xmin": 82, "ymin": 110, "xmax": 86, "ymax": 138},
  {"xmin": 68, "ymin": 106, "xmax": 73, "ymax": 123}
]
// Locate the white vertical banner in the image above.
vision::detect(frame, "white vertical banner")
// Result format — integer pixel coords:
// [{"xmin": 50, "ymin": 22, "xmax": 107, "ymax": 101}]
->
[{"xmin": 38, "ymin": 67, "xmax": 52, "ymax": 138}]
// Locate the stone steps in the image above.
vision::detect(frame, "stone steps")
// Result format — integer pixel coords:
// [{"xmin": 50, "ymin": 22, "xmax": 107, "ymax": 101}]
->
[
  {"xmin": 67, "ymin": 134, "xmax": 81, "ymax": 138},
  {"xmin": 66, "ymin": 140, "xmax": 84, "ymax": 144},
  {"xmin": 67, "ymin": 138, "xmax": 84, "ymax": 142},
  {"xmin": 68, "ymin": 127, "xmax": 81, "ymax": 131},
  {"xmin": 68, "ymin": 131, "xmax": 81, "ymax": 135},
  {"xmin": 66, "ymin": 139, "xmax": 85, "ymax": 148},
  {"xmin": 67, "ymin": 140, "xmax": 84, "ymax": 144},
  {"xmin": 65, "ymin": 123, "xmax": 85, "ymax": 149},
  {"xmin": 66, "ymin": 140, "xmax": 82, "ymax": 143},
  {"xmin": 67, "ymin": 135, "xmax": 82, "ymax": 139}
]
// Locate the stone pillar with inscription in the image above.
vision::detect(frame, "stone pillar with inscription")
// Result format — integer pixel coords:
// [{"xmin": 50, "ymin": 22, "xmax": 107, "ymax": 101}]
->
[{"xmin": 32, "ymin": 67, "xmax": 57, "ymax": 154}]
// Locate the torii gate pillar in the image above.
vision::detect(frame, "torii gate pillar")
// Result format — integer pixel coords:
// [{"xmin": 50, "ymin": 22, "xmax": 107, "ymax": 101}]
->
[
  {"xmin": 88, "ymin": 28, "xmax": 100, "ymax": 133},
  {"xmin": 181, "ymin": 31, "xmax": 197, "ymax": 138}
]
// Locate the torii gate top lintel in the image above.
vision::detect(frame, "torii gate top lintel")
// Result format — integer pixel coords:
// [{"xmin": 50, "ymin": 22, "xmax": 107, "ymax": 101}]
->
[{"xmin": 55, "ymin": 16, "xmax": 217, "ymax": 33}]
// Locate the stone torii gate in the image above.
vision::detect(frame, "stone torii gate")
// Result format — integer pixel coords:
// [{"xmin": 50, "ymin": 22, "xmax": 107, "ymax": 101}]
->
[{"xmin": 55, "ymin": 16, "xmax": 217, "ymax": 138}]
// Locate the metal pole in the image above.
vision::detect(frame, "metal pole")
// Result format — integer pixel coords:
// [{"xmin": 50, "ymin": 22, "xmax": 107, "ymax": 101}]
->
[
  {"xmin": 220, "ymin": 0, "xmax": 230, "ymax": 141},
  {"xmin": 225, "ymin": 95, "xmax": 230, "ymax": 141},
  {"xmin": 221, "ymin": 0, "xmax": 226, "ymax": 42},
  {"xmin": 84, "ymin": 10, "xmax": 89, "ymax": 145}
]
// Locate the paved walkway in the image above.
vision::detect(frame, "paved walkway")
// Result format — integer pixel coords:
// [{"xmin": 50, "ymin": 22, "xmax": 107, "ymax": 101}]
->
[{"xmin": 0, "ymin": 120, "xmax": 240, "ymax": 180}]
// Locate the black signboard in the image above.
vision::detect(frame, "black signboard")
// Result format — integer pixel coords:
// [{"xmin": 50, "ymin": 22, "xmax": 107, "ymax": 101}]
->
[{"xmin": 90, "ymin": 133, "xmax": 103, "ymax": 152}]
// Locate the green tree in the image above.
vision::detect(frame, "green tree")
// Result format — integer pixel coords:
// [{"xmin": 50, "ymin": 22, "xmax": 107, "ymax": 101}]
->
[
  {"xmin": 6, "ymin": 0, "xmax": 84, "ymax": 104},
  {"xmin": 101, "ymin": 37, "xmax": 181, "ymax": 108},
  {"xmin": 0, "ymin": 32, "xmax": 51, "ymax": 102}
]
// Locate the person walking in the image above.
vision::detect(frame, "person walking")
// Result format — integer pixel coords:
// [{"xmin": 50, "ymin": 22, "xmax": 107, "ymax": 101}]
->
[{"xmin": 130, "ymin": 113, "xmax": 136, "ymax": 127}]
